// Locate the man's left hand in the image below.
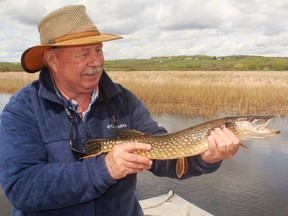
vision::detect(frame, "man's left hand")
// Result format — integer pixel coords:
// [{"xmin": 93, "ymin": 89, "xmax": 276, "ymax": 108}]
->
[{"xmin": 201, "ymin": 127, "xmax": 240, "ymax": 164}]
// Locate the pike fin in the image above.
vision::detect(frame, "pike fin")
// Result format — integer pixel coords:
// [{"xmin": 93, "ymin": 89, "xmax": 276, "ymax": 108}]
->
[
  {"xmin": 116, "ymin": 130, "xmax": 145, "ymax": 139},
  {"xmin": 82, "ymin": 139, "xmax": 104, "ymax": 156},
  {"xmin": 240, "ymin": 143, "xmax": 249, "ymax": 149},
  {"xmin": 80, "ymin": 152, "xmax": 103, "ymax": 159},
  {"xmin": 176, "ymin": 157, "xmax": 188, "ymax": 178}
]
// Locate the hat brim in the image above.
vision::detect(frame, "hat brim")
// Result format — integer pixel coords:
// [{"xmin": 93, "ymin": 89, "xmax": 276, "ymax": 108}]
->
[{"xmin": 21, "ymin": 33, "xmax": 122, "ymax": 73}]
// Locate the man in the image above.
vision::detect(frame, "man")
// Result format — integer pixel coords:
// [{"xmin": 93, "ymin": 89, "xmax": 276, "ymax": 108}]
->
[{"xmin": 0, "ymin": 5, "xmax": 239, "ymax": 216}]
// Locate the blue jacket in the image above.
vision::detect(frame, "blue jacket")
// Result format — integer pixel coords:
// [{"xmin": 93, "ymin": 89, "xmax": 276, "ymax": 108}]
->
[{"xmin": 0, "ymin": 68, "xmax": 221, "ymax": 216}]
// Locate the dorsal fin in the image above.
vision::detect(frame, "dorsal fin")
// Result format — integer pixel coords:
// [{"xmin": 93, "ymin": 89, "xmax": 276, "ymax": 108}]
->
[{"xmin": 116, "ymin": 130, "xmax": 145, "ymax": 139}]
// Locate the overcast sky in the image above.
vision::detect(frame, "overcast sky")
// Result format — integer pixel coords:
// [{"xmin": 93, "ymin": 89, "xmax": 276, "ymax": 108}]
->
[{"xmin": 1, "ymin": 0, "xmax": 288, "ymax": 62}]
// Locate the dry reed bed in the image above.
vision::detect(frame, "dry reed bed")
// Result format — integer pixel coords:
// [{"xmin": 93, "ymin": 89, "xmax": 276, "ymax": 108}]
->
[
  {"xmin": 108, "ymin": 71, "xmax": 288, "ymax": 118},
  {"xmin": 1, "ymin": 71, "xmax": 288, "ymax": 118},
  {"xmin": 0, "ymin": 72, "xmax": 39, "ymax": 94}
]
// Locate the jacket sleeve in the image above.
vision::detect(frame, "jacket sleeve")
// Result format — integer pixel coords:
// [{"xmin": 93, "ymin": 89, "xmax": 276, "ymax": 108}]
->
[
  {"xmin": 0, "ymin": 97, "xmax": 116, "ymax": 212},
  {"xmin": 122, "ymin": 87, "xmax": 222, "ymax": 179}
]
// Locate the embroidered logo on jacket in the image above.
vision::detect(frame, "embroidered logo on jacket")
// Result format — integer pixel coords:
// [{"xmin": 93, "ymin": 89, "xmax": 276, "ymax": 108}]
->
[{"xmin": 107, "ymin": 123, "xmax": 127, "ymax": 130}]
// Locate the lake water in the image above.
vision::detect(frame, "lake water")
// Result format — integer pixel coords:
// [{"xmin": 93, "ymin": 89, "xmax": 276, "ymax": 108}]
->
[
  {"xmin": 136, "ymin": 115, "xmax": 288, "ymax": 216},
  {"xmin": 0, "ymin": 94, "xmax": 287, "ymax": 216}
]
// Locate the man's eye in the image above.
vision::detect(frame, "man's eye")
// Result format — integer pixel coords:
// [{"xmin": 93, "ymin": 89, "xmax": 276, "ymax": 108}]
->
[{"xmin": 76, "ymin": 52, "xmax": 87, "ymax": 57}]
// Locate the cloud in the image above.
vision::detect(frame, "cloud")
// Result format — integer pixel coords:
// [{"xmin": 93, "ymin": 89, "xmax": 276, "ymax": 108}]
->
[
  {"xmin": 1, "ymin": 0, "xmax": 288, "ymax": 63},
  {"xmin": 155, "ymin": 1, "xmax": 235, "ymax": 31}
]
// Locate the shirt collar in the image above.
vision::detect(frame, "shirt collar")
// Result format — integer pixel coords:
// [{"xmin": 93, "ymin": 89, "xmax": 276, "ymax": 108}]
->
[{"xmin": 59, "ymin": 87, "xmax": 98, "ymax": 121}]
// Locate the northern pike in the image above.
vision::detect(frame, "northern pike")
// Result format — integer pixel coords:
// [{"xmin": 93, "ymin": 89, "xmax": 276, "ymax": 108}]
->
[{"xmin": 82, "ymin": 115, "xmax": 280, "ymax": 178}]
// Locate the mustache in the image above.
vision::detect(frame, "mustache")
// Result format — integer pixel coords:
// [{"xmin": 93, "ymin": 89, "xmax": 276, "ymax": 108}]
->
[{"xmin": 82, "ymin": 67, "xmax": 103, "ymax": 76}]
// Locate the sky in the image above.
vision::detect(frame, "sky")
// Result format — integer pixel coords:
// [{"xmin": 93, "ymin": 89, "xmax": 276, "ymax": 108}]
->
[{"xmin": 1, "ymin": 0, "xmax": 288, "ymax": 62}]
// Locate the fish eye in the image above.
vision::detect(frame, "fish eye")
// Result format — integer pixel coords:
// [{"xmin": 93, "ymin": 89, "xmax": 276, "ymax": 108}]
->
[{"xmin": 247, "ymin": 116, "xmax": 255, "ymax": 122}]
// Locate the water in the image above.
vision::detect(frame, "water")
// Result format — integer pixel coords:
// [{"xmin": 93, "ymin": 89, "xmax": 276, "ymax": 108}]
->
[
  {"xmin": 136, "ymin": 114, "xmax": 288, "ymax": 216},
  {"xmin": 0, "ymin": 94, "xmax": 11, "ymax": 115},
  {"xmin": 0, "ymin": 94, "xmax": 12, "ymax": 216},
  {"xmin": 1, "ymin": 95, "xmax": 288, "ymax": 216}
]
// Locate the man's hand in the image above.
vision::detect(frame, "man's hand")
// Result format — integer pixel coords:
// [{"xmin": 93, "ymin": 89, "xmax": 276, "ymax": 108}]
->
[
  {"xmin": 105, "ymin": 142, "xmax": 153, "ymax": 179},
  {"xmin": 201, "ymin": 127, "xmax": 240, "ymax": 164}
]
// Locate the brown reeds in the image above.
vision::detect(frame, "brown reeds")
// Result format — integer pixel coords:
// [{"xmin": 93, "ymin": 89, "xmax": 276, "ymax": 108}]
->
[
  {"xmin": 108, "ymin": 71, "xmax": 288, "ymax": 118},
  {"xmin": 1, "ymin": 71, "xmax": 288, "ymax": 118},
  {"xmin": 0, "ymin": 72, "xmax": 39, "ymax": 94}
]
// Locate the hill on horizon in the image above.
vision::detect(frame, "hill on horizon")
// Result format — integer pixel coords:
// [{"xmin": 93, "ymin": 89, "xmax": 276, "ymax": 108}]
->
[{"xmin": 1, "ymin": 55, "xmax": 288, "ymax": 72}]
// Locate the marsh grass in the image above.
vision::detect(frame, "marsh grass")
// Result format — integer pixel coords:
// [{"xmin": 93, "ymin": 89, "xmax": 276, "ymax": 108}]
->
[
  {"xmin": 108, "ymin": 71, "xmax": 288, "ymax": 118},
  {"xmin": 1, "ymin": 71, "xmax": 288, "ymax": 118},
  {"xmin": 0, "ymin": 72, "xmax": 39, "ymax": 94}
]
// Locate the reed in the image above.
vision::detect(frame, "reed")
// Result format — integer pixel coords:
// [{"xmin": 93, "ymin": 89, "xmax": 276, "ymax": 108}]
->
[
  {"xmin": 0, "ymin": 72, "xmax": 39, "ymax": 94},
  {"xmin": 108, "ymin": 71, "xmax": 288, "ymax": 118},
  {"xmin": 1, "ymin": 71, "xmax": 288, "ymax": 118}
]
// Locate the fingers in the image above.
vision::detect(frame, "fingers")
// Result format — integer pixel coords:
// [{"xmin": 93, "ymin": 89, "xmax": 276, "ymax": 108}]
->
[
  {"xmin": 211, "ymin": 128, "xmax": 239, "ymax": 155},
  {"xmin": 201, "ymin": 127, "xmax": 240, "ymax": 164},
  {"xmin": 123, "ymin": 142, "xmax": 152, "ymax": 168},
  {"xmin": 104, "ymin": 142, "xmax": 153, "ymax": 180},
  {"xmin": 123, "ymin": 142, "xmax": 152, "ymax": 152}
]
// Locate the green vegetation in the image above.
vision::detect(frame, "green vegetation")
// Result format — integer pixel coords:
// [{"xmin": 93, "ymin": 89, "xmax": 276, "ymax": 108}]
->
[
  {"xmin": 2, "ymin": 55, "xmax": 288, "ymax": 72},
  {"xmin": 0, "ymin": 62, "xmax": 23, "ymax": 72},
  {"xmin": 105, "ymin": 55, "xmax": 288, "ymax": 71}
]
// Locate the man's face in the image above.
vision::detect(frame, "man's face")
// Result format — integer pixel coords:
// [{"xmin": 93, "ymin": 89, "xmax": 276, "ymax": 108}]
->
[{"xmin": 50, "ymin": 43, "xmax": 104, "ymax": 96}]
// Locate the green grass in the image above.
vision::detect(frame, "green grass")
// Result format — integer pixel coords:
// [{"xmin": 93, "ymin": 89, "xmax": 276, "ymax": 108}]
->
[
  {"xmin": 2, "ymin": 55, "xmax": 288, "ymax": 72},
  {"xmin": 104, "ymin": 55, "xmax": 288, "ymax": 71},
  {"xmin": 0, "ymin": 62, "xmax": 23, "ymax": 72}
]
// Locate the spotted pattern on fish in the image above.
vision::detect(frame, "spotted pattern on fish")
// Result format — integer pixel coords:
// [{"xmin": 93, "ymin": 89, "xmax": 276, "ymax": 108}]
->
[{"xmin": 82, "ymin": 115, "xmax": 280, "ymax": 160}]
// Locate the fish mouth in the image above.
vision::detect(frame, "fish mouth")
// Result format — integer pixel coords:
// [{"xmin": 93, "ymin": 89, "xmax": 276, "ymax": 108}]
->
[
  {"xmin": 255, "ymin": 116, "xmax": 280, "ymax": 135},
  {"xmin": 257, "ymin": 124, "xmax": 281, "ymax": 135},
  {"xmin": 238, "ymin": 115, "xmax": 280, "ymax": 141}
]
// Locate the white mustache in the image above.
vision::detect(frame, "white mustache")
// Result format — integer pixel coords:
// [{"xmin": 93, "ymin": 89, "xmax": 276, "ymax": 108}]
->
[{"xmin": 82, "ymin": 67, "xmax": 102, "ymax": 76}]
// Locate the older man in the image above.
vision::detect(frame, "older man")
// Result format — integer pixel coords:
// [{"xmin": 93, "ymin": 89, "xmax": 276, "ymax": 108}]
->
[{"xmin": 0, "ymin": 5, "xmax": 239, "ymax": 216}]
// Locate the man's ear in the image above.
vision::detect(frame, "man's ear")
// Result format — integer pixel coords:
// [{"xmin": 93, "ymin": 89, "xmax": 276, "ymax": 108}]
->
[{"xmin": 43, "ymin": 49, "xmax": 58, "ymax": 72}]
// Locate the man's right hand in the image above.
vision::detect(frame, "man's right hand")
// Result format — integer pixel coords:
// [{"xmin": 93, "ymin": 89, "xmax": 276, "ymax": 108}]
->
[{"xmin": 104, "ymin": 142, "xmax": 153, "ymax": 179}]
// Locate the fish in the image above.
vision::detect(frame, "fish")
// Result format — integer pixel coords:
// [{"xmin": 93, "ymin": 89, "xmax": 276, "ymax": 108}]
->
[{"xmin": 82, "ymin": 115, "xmax": 280, "ymax": 178}]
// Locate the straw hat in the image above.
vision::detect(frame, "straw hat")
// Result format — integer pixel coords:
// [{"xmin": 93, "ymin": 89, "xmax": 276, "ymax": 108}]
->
[{"xmin": 21, "ymin": 5, "xmax": 122, "ymax": 73}]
